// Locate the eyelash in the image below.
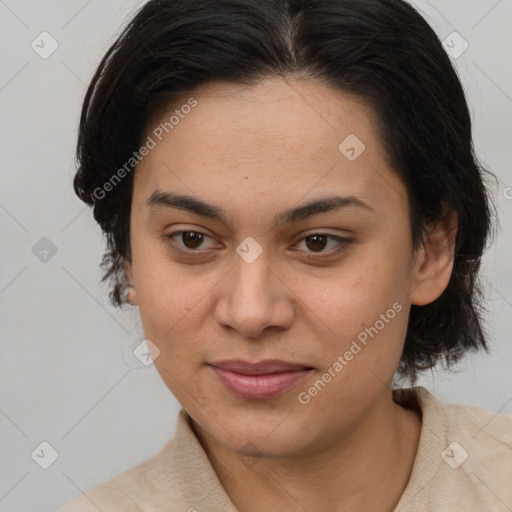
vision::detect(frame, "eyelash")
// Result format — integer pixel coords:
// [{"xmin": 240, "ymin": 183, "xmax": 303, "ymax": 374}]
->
[{"xmin": 163, "ymin": 230, "xmax": 351, "ymax": 260}]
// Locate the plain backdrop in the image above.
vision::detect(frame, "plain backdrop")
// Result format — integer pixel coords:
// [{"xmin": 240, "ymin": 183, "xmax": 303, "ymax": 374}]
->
[{"xmin": 0, "ymin": 1, "xmax": 511, "ymax": 511}]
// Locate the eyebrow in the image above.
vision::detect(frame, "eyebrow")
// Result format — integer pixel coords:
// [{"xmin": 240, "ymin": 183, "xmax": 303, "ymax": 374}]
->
[{"xmin": 146, "ymin": 190, "xmax": 375, "ymax": 225}]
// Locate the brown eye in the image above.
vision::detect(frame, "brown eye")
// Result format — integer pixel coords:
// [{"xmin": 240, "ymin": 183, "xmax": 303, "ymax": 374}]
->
[
  {"xmin": 164, "ymin": 230, "xmax": 220, "ymax": 254},
  {"xmin": 293, "ymin": 233, "xmax": 350, "ymax": 258},
  {"xmin": 304, "ymin": 234, "xmax": 328, "ymax": 252},
  {"xmin": 181, "ymin": 231, "xmax": 205, "ymax": 249}
]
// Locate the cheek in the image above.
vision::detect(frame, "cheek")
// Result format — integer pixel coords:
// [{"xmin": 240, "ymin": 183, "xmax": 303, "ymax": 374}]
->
[
  {"xmin": 144, "ymin": 304, "xmax": 207, "ymax": 400},
  {"xmin": 294, "ymin": 256, "xmax": 411, "ymax": 377},
  {"xmin": 293, "ymin": 257, "xmax": 408, "ymax": 335},
  {"xmin": 132, "ymin": 262, "xmax": 220, "ymax": 369},
  {"xmin": 131, "ymin": 244, "xmax": 207, "ymax": 329}
]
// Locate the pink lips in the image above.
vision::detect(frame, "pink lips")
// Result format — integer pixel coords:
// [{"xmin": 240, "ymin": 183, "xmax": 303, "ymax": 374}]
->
[{"xmin": 209, "ymin": 360, "xmax": 313, "ymax": 400}]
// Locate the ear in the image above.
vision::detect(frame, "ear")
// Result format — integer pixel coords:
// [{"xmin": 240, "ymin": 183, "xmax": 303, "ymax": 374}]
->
[
  {"xmin": 124, "ymin": 260, "xmax": 138, "ymax": 305},
  {"xmin": 409, "ymin": 202, "xmax": 457, "ymax": 306}
]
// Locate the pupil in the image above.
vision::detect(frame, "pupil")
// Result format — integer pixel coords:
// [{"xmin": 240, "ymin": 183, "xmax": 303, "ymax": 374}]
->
[
  {"xmin": 306, "ymin": 235, "xmax": 327, "ymax": 252},
  {"xmin": 183, "ymin": 232, "xmax": 203, "ymax": 249}
]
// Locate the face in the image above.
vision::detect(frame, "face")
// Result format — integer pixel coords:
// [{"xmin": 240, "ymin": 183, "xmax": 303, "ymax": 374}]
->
[{"xmin": 126, "ymin": 77, "xmax": 451, "ymax": 458}]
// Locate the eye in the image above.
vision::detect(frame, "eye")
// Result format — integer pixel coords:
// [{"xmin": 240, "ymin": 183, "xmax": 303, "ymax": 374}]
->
[
  {"xmin": 292, "ymin": 233, "xmax": 350, "ymax": 257},
  {"xmin": 165, "ymin": 230, "xmax": 221, "ymax": 251}
]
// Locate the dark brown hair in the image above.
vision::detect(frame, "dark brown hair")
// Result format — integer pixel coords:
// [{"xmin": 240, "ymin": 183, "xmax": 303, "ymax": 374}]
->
[{"xmin": 73, "ymin": 0, "xmax": 497, "ymax": 382}]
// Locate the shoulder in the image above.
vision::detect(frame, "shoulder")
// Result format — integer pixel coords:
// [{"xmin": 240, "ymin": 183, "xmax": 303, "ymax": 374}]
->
[
  {"xmin": 448, "ymin": 395, "xmax": 512, "ymax": 434},
  {"xmin": 399, "ymin": 386, "xmax": 512, "ymax": 451},
  {"xmin": 56, "ymin": 408, "xmax": 235, "ymax": 512},
  {"xmin": 56, "ymin": 444, "xmax": 179, "ymax": 512},
  {"xmin": 432, "ymin": 390, "xmax": 512, "ymax": 506},
  {"xmin": 395, "ymin": 386, "xmax": 512, "ymax": 512},
  {"xmin": 56, "ymin": 482, "xmax": 143, "ymax": 512},
  {"xmin": 432, "ymin": 389, "xmax": 512, "ymax": 458}
]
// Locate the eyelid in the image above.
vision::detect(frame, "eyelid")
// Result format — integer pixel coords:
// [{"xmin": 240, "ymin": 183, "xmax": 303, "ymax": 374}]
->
[{"xmin": 292, "ymin": 228, "xmax": 350, "ymax": 242}]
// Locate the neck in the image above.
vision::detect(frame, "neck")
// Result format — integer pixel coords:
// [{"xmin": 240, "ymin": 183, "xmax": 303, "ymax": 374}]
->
[{"xmin": 191, "ymin": 389, "xmax": 422, "ymax": 512}]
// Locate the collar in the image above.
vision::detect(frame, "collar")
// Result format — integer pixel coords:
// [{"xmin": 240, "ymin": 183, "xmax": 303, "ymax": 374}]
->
[{"xmin": 165, "ymin": 386, "xmax": 446, "ymax": 511}]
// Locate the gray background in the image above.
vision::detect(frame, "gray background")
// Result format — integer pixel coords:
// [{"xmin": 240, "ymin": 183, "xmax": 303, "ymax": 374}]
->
[{"xmin": 0, "ymin": 1, "xmax": 511, "ymax": 511}]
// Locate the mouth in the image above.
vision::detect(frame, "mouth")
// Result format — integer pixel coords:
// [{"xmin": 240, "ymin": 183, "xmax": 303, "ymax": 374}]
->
[{"xmin": 208, "ymin": 359, "xmax": 314, "ymax": 400}]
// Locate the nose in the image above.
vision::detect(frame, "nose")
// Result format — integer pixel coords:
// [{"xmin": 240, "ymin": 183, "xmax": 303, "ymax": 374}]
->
[{"xmin": 214, "ymin": 251, "xmax": 296, "ymax": 339}]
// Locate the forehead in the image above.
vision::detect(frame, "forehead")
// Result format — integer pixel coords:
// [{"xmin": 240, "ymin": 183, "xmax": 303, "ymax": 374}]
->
[{"xmin": 134, "ymin": 77, "xmax": 407, "ymax": 220}]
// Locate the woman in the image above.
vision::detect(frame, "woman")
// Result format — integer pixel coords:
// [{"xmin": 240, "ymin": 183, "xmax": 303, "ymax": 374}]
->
[{"xmin": 58, "ymin": 0, "xmax": 512, "ymax": 510}]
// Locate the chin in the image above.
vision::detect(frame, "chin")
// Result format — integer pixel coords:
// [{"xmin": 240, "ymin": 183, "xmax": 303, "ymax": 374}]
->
[
  {"xmin": 200, "ymin": 403, "xmax": 314, "ymax": 457},
  {"xmin": 231, "ymin": 431, "xmax": 308, "ymax": 459}
]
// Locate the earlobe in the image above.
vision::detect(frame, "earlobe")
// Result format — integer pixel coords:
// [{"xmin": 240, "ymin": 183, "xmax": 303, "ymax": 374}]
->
[
  {"xmin": 126, "ymin": 283, "xmax": 138, "ymax": 305},
  {"xmin": 409, "ymin": 203, "xmax": 458, "ymax": 306},
  {"xmin": 124, "ymin": 261, "xmax": 138, "ymax": 305}
]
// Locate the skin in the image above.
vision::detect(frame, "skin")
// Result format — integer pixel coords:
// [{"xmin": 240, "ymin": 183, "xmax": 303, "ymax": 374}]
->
[{"xmin": 125, "ymin": 76, "xmax": 457, "ymax": 511}]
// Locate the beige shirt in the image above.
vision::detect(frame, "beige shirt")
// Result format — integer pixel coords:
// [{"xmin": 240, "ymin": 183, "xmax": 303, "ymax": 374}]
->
[{"xmin": 57, "ymin": 386, "xmax": 512, "ymax": 511}]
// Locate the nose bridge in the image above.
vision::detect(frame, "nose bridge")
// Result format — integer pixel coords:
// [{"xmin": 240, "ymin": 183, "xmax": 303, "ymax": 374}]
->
[
  {"xmin": 215, "ymin": 243, "xmax": 294, "ymax": 338},
  {"xmin": 232, "ymin": 234, "xmax": 273, "ymax": 287},
  {"xmin": 231, "ymin": 245, "xmax": 275, "ymax": 307}
]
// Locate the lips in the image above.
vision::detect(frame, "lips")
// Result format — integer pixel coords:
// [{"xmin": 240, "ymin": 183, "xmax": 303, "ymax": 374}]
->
[{"xmin": 208, "ymin": 359, "xmax": 313, "ymax": 400}]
